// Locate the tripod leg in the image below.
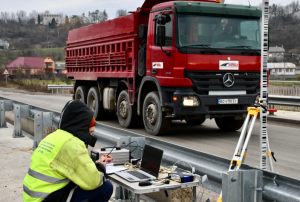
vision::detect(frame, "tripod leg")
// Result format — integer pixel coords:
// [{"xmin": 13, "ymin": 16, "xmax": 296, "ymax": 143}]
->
[
  {"xmin": 266, "ymin": 133, "xmax": 274, "ymax": 172},
  {"xmin": 229, "ymin": 114, "xmax": 251, "ymax": 168},
  {"xmin": 237, "ymin": 115, "xmax": 257, "ymax": 170}
]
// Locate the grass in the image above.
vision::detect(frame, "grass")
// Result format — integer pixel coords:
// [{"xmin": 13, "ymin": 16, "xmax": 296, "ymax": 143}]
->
[
  {"xmin": 21, "ymin": 78, "xmax": 73, "ymax": 86},
  {"xmin": 269, "ymin": 81, "xmax": 300, "ymax": 86},
  {"xmin": 0, "ymin": 78, "xmax": 73, "ymax": 93}
]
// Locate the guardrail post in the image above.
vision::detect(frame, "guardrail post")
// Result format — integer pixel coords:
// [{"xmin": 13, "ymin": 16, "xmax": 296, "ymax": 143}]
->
[
  {"xmin": 13, "ymin": 104, "xmax": 30, "ymax": 138},
  {"xmin": 269, "ymin": 104, "xmax": 275, "ymax": 115},
  {"xmin": 32, "ymin": 111, "xmax": 53, "ymax": 150},
  {"xmin": 0, "ymin": 100, "xmax": 13, "ymax": 128},
  {"xmin": 68, "ymin": 89, "xmax": 70, "ymax": 95},
  {"xmin": 52, "ymin": 89, "xmax": 53, "ymax": 94},
  {"xmin": 292, "ymin": 83, "xmax": 296, "ymax": 111},
  {"xmin": 222, "ymin": 170, "xmax": 263, "ymax": 202},
  {"xmin": 57, "ymin": 89, "xmax": 58, "ymax": 94},
  {"xmin": 33, "ymin": 111, "xmax": 43, "ymax": 149},
  {"xmin": 62, "ymin": 87, "xmax": 64, "ymax": 95}
]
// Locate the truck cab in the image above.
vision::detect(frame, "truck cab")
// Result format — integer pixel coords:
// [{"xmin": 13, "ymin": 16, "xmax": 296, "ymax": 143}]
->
[{"xmin": 139, "ymin": 1, "xmax": 261, "ymax": 132}]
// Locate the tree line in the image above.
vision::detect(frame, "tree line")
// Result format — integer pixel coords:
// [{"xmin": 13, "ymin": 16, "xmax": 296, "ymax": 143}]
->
[{"xmin": 268, "ymin": 1, "xmax": 300, "ymax": 55}]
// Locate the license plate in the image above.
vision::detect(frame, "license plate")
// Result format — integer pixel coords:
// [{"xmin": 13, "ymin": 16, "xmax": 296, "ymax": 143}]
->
[{"xmin": 218, "ymin": 99, "xmax": 238, "ymax": 104}]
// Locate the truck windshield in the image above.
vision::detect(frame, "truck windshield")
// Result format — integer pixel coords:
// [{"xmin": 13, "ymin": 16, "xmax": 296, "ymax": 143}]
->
[{"xmin": 178, "ymin": 14, "xmax": 261, "ymax": 50}]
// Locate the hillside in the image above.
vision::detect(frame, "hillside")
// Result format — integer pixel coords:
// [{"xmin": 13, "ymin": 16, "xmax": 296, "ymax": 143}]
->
[{"xmin": 0, "ymin": 48, "xmax": 65, "ymax": 69}]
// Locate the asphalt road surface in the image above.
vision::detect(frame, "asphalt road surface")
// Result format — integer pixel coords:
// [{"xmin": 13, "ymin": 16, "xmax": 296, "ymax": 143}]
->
[{"xmin": 1, "ymin": 88, "xmax": 299, "ymax": 180}]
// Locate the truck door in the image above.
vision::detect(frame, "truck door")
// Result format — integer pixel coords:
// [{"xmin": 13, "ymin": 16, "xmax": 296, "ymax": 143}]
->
[{"xmin": 150, "ymin": 11, "xmax": 175, "ymax": 78}]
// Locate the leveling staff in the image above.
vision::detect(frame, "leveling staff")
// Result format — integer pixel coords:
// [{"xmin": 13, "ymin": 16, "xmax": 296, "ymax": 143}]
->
[{"xmin": 23, "ymin": 100, "xmax": 113, "ymax": 202}]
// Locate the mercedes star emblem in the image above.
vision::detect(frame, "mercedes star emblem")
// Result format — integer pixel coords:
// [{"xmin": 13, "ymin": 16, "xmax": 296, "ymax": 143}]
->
[{"xmin": 223, "ymin": 73, "xmax": 235, "ymax": 88}]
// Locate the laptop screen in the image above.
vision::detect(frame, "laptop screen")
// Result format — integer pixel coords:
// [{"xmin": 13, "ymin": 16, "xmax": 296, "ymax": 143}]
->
[{"xmin": 140, "ymin": 145, "xmax": 164, "ymax": 177}]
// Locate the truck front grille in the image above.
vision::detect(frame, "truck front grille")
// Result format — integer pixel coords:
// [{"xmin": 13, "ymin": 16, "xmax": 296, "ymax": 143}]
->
[{"xmin": 185, "ymin": 71, "xmax": 260, "ymax": 95}]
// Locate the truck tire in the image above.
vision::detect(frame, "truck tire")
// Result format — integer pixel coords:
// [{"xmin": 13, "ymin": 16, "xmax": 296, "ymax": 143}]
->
[
  {"xmin": 75, "ymin": 86, "xmax": 88, "ymax": 103},
  {"xmin": 143, "ymin": 91, "xmax": 171, "ymax": 135},
  {"xmin": 117, "ymin": 90, "xmax": 138, "ymax": 128},
  {"xmin": 185, "ymin": 119, "xmax": 206, "ymax": 125},
  {"xmin": 215, "ymin": 117, "xmax": 245, "ymax": 131},
  {"xmin": 87, "ymin": 87, "xmax": 106, "ymax": 120}
]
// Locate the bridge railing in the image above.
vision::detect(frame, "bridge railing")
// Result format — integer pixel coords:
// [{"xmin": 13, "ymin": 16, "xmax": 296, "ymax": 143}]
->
[
  {"xmin": 48, "ymin": 85, "xmax": 74, "ymax": 95},
  {"xmin": 1, "ymin": 96, "xmax": 300, "ymax": 202}
]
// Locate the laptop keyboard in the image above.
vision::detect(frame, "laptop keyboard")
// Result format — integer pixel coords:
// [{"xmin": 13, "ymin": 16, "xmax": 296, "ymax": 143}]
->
[{"xmin": 127, "ymin": 171, "xmax": 150, "ymax": 179}]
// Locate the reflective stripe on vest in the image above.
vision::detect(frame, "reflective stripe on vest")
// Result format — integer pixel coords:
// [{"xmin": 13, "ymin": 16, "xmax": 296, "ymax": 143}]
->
[
  {"xmin": 28, "ymin": 168, "xmax": 70, "ymax": 184},
  {"xmin": 23, "ymin": 130, "xmax": 75, "ymax": 202},
  {"xmin": 23, "ymin": 184, "xmax": 49, "ymax": 199}
]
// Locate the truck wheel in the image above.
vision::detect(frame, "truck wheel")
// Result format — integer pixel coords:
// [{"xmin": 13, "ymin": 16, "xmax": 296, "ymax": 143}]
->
[
  {"xmin": 117, "ymin": 90, "xmax": 138, "ymax": 128},
  {"xmin": 87, "ymin": 87, "xmax": 106, "ymax": 120},
  {"xmin": 75, "ymin": 86, "xmax": 88, "ymax": 103},
  {"xmin": 143, "ymin": 91, "xmax": 171, "ymax": 136},
  {"xmin": 185, "ymin": 119, "xmax": 206, "ymax": 125},
  {"xmin": 215, "ymin": 117, "xmax": 245, "ymax": 131}
]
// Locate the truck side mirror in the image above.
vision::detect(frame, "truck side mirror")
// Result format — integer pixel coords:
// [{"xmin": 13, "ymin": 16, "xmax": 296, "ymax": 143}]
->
[
  {"xmin": 153, "ymin": 14, "xmax": 171, "ymax": 25},
  {"xmin": 158, "ymin": 26, "xmax": 166, "ymax": 46},
  {"xmin": 138, "ymin": 24, "xmax": 148, "ymax": 39}
]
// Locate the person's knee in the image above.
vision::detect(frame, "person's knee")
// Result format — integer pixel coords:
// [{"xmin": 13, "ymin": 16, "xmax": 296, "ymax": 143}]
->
[{"xmin": 104, "ymin": 180, "xmax": 113, "ymax": 196}]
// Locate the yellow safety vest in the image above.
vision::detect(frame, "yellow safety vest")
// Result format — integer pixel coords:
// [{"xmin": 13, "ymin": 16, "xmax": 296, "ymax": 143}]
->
[{"xmin": 23, "ymin": 130, "xmax": 86, "ymax": 202}]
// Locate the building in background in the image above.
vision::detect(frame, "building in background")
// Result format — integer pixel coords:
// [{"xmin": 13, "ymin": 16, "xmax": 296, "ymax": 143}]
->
[
  {"xmin": 268, "ymin": 46, "xmax": 285, "ymax": 62},
  {"xmin": 7, "ymin": 57, "xmax": 44, "ymax": 77},
  {"xmin": 42, "ymin": 14, "xmax": 63, "ymax": 25},
  {"xmin": 296, "ymin": 67, "xmax": 300, "ymax": 75},
  {"xmin": 0, "ymin": 38, "xmax": 9, "ymax": 50},
  {"xmin": 55, "ymin": 62, "xmax": 67, "ymax": 74},
  {"xmin": 44, "ymin": 56, "xmax": 55, "ymax": 74},
  {"xmin": 267, "ymin": 63, "xmax": 296, "ymax": 76},
  {"xmin": 6, "ymin": 56, "xmax": 56, "ymax": 77}
]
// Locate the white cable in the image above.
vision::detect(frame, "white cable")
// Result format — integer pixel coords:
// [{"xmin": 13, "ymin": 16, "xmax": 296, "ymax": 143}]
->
[{"xmin": 172, "ymin": 160, "xmax": 194, "ymax": 174}]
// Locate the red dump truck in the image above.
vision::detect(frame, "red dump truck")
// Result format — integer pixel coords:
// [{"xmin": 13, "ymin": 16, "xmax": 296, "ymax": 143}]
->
[{"xmin": 66, "ymin": 0, "xmax": 262, "ymax": 135}]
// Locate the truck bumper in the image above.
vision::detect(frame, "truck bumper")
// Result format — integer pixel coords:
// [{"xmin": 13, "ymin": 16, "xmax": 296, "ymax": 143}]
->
[{"xmin": 172, "ymin": 88, "xmax": 258, "ymax": 118}]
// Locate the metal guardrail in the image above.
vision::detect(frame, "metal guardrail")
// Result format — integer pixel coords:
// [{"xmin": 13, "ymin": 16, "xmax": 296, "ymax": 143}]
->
[
  {"xmin": 1, "ymin": 96, "xmax": 300, "ymax": 202},
  {"xmin": 48, "ymin": 85, "xmax": 73, "ymax": 95},
  {"xmin": 269, "ymin": 95, "xmax": 300, "ymax": 107},
  {"xmin": 269, "ymin": 80, "xmax": 300, "ymax": 84}
]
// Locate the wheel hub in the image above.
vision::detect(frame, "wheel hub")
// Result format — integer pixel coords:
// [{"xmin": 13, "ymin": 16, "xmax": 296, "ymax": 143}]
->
[
  {"xmin": 119, "ymin": 100, "xmax": 128, "ymax": 119},
  {"xmin": 88, "ymin": 95, "xmax": 96, "ymax": 112},
  {"xmin": 146, "ymin": 103, "xmax": 158, "ymax": 125}
]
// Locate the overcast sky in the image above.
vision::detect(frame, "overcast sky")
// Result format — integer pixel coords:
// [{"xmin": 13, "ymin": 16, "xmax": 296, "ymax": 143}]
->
[{"xmin": 1, "ymin": 0, "xmax": 296, "ymax": 19}]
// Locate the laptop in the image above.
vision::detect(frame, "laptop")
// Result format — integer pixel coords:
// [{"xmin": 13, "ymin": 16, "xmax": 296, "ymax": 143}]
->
[{"xmin": 115, "ymin": 145, "xmax": 163, "ymax": 182}]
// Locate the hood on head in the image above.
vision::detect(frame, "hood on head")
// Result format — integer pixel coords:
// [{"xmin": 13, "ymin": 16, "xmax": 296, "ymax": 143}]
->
[{"xmin": 59, "ymin": 100, "xmax": 97, "ymax": 147}]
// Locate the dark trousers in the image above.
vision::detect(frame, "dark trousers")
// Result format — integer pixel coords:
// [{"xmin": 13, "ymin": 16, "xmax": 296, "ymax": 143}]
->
[{"xmin": 72, "ymin": 180, "xmax": 113, "ymax": 202}]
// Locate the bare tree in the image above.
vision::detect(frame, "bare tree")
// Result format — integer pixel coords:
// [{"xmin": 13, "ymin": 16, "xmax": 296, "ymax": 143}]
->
[
  {"xmin": 29, "ymin": 10, "xmax": 38, "ymax": 24},
  {"xmin": 10, "ymin": 12, "xmax": 16, "ymax": 22},
  {"xmin": 16, "ymin": 10, "xmax": 27, "ymax": 23},
  {"xmin": 116, "ymin": 9, "xmax": 128, "ymax": 17}
]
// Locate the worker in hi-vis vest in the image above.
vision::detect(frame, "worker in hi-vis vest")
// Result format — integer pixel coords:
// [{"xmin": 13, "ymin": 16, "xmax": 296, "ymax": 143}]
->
[{"xmin": 23, "ymin": 100, "xmax": 113, "ymax": 202}]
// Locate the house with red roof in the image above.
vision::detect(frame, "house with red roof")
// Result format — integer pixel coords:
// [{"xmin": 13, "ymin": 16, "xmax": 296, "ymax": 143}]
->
[{"xmin": 7, "ymin": 57, "xmax": 55, "ymax": 77}]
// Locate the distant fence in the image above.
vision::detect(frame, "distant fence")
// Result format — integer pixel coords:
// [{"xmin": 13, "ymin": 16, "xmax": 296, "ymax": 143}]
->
[{"xmin": 269, "ymin": 81, "xmax": 300, "ymax": 111}]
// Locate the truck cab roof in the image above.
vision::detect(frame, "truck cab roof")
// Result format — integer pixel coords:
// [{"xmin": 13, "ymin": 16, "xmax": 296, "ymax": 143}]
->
[{"xmin": 144, "ymin": 0, "xmax": 216, "ymax": 10}]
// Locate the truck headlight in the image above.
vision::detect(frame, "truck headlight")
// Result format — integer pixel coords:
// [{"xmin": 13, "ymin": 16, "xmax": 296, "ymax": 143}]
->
[{"xmin": 182, "ymin": 96, "xmax": 200, "ymax": 107}]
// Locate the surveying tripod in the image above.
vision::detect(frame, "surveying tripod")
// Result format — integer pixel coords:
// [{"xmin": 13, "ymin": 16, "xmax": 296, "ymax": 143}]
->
[{"xmin": 217, "ymin": 106, "xmax": 277, "ymax": 202}]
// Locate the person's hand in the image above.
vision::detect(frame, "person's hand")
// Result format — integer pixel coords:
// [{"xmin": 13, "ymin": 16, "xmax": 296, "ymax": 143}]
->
[
  {"xmin": 99, "ymin": 155, "xmax": 107, "ymax": 162},
  {"xmin": 106, "ymin": 155, "xmax": 114, "ymax": 164},
  {"xmin": 96, "ymin": 155, "xmax": 107, "ymax": 168},
  {"xmin": 101, "ymin": 153, "xmax": 114, "ymax": 164}
]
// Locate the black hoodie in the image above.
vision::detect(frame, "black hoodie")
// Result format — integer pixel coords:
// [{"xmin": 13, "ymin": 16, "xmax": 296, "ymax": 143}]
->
[
  {"xmin": 59, "ymin": 100, "xmax": 97, "ymax": 147},
  {"xmin": 43, "ymin": 100, "xmax": 100, "ymax": 202}
]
